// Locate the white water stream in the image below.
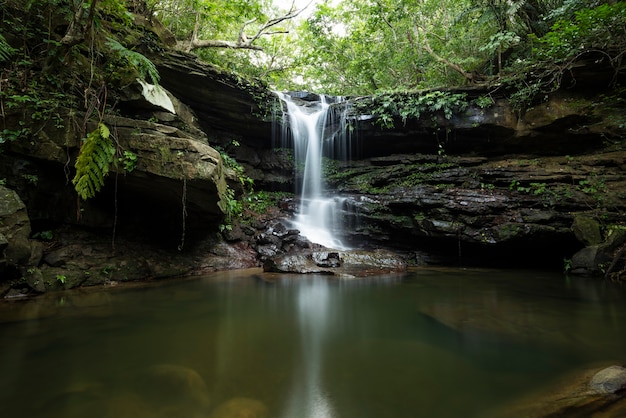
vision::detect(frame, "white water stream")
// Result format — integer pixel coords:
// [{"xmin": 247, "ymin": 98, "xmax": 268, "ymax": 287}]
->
[{"xmin": 276, "ymin": 93, "xmax": 350, "ymax": 250}]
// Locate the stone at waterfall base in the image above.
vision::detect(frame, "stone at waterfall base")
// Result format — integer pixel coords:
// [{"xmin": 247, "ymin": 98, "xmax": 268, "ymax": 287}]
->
[{"xmin": 263, "ymin": 249, "xmax": 407, "ymax": 277}]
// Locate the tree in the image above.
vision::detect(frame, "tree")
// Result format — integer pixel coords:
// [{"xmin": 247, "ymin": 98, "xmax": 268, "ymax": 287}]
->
[
  {"xmin": 146, "ymin": 0, "xmax": 312, "ymax": 81},
  {"xmin": 181, "ymin": 1, "xmax": 312, "ymax": 52},
  {"xmin": 60, "ymin": 0, "xmax": 100, "ymax": 46}
]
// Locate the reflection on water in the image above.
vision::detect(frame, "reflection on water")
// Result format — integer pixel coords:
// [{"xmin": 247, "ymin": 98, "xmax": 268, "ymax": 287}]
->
[
  {"xmin": 283, "ymin": 277, "xmax": 335, "ymax": 418},
  {"xmin": 0, "ymin": 268, "xmax": 625, "ymax": 418}
]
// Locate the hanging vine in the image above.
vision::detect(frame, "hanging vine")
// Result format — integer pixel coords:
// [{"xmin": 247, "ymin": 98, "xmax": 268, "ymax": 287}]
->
[{"xmin": 178, "ymin": 176, "xmax": 188, "ymax": 251}]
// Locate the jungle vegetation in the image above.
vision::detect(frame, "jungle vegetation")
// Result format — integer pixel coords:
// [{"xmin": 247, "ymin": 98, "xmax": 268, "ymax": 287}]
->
[
  {"xmin": 1, "ymin": 0, "xmax": 624, "ymax": 104},
  {"xmin": 148, "ymin": 0, "xmax": 626, "ymax": 97},
  {"xmin": 1, "ymin": 0, "xmax": 624, "ymax": 202}
]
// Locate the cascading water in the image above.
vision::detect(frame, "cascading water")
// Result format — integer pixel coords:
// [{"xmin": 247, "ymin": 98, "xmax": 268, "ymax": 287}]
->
[{"xmin": 275, "ymin": 92, "xmax": 351, "ymax": 250}]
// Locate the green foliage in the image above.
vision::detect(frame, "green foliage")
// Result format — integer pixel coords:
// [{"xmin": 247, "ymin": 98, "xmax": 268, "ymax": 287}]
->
[
  {"xmin": 0, "ymin": 34, "xmax": 16, "ymax": 62},
  {"xmin": 218, "ymin": 148, "xmax": 254, "ymax": 189},
  {"xmin": 56, "ymin": 274, "xmax": 66, "ymax": 284},
  {"xmin": 506, "ymin": 2, "xmax": 626, "ymax": 109},
  {"xmin": 355, "ymin": 91, "xmax": 469, "ymax": 128},
  {"xmin": 219, "ymin": 186, "xmax": 243, "ymax": 232},
  {"xmin": 533, "ymin": 2, "xmax": 626, "ymax": 61},
  {"xmin": 119, "ymin": 150, "xmax": 138, "ymax": 173},
  {"xmin": 0, "ymin": 127, "xmax": 31, "ymax": 144},
  {"xmin": 578, "ymin": 174, "xmax": 607, "ymax": 207},
  {"xmin": 474, "ymin": 95, "xmax": 495, "ymax": 109},
  {"xmin": 33, "ymin": 230, "xmax": 54, "ymax": 240},
  {"xmin": 243, "ymin": 190, "xmax": 290, "ymax": 215},
  {"xmin": 21, "ymin": 174, "xmax": 39, "ymax": 185},
  {"xmin": 508, "ymin": 179, "xmax": 576, "ymax": 207},
  {"xmin": 106, "ymin": 37, "xmax": 160, "ymax": 85},
  {"xmin": 563, "ymin": 257, "xmax": 572, "ymax": 273},
  {"xmin": 72, "ymin": 123, "xmax": 115, "ymax": 200}
]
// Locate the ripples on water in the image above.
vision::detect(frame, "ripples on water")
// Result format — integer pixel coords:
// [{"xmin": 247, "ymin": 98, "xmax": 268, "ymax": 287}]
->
[{"xmin": 0, "ymin": 268, "xmax": 625, "ymax": 418}]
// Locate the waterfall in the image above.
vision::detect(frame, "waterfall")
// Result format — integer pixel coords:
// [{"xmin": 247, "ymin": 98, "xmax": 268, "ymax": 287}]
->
[{"xmin": 275, "ymin": 92, "xmax": 351, "ymax": 250}]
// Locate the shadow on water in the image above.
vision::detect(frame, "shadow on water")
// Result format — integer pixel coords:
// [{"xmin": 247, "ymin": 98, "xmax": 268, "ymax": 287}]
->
[{"xmin": 0, "ymin": 268, "xmax": 625, "ymax": 418}]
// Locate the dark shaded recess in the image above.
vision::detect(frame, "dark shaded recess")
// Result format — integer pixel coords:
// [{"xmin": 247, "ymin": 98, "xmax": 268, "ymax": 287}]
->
[
  {"xmin": 349, "ymin": 118, "xmax": 606, "ymax": 159},
  {"xmin": 91, "ymin": 175, "xmax": 221, "ymax": 249},
  {"xmin": 0, "ymin": 153, "xmax": 217, "ymax": 250},
  {"xmin": 560, "ymin": 51, "xmax": 626, "ymax": 92},
  {"xmin": 0, "ymin": 154, "xmax": 74, "ymax": 232},
  {"xmin": 344, "ymin": 231, "xmax": 581, "ymax": 270}
]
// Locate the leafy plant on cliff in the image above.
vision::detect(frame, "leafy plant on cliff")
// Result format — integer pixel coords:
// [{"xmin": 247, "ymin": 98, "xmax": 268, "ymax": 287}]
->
[
  {"xmin": 354, "ymin": 91, "xmax": 469, "ymax": 128},
  {"xmin": 506, "ymin": 2, "xmax": 626, "ymax": 110},
  {"xmin": 219, "ymin": 186, "xmax": 243, "ymax": 232},
  {"xmin": 72, "ymin": 123, "xmax": 115, "ymax": 200},
  {"xmin": 105, "ymin": 37, "xmax": 160, "ymax": 85}
]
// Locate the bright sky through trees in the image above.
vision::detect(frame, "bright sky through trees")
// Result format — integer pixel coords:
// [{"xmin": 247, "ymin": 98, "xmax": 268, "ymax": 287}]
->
[{"xmin": 148, "ymin": 0, "xmax": 626, "ymax": 96}]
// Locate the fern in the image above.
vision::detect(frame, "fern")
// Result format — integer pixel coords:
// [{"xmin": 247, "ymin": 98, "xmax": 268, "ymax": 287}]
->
[
  {"xmin": 72, "ymin": 123, "xmax": 115, "ymax": 200},
  {"xmin": 106, "ymin": 37, "xmax": 160, "ymax": 85},
  {"xmin": 0, "ymin": 34, "xmax": 15, "ymax": 62}
]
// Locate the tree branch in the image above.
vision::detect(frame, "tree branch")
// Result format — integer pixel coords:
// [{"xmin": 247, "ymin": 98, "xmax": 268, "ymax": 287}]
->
[
  {"xmin": 183, "ymin": 39, "xmax": 264, "ymax": 51},
  {"xmin": 413, "ymin": 20, "xmax": 477, "ymax": 83},
  {"xmin": 60, "ymin": 0, "xmax": 99, "ymax": 46},
  {"xmin": 183, "ymin": 0, "xmax": 313, "ymax": 52}
]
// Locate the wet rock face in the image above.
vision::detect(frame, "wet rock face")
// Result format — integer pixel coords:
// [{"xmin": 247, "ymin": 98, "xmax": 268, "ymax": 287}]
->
[
  {"xmin": 347, "ymin": 90, "xmax": 609, "ymax": 158},
  {"xmin": 321, "ymin": 151, "xmax": 626, "ymax": 268}
]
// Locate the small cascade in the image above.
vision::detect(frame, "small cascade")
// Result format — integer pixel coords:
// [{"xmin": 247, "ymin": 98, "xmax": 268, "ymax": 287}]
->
[{"xmin": 275, "ymin": 92, "xmax": 352, "ymax": 250}]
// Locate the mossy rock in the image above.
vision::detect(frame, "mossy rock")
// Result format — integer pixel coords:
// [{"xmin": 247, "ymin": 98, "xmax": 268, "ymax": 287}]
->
[{"xmin": 572, "ymin": 215, "xmax": 602, "ymax": 245}]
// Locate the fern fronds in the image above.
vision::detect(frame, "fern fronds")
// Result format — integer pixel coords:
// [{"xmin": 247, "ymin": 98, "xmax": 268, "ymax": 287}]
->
[
  {"xmin": 72, "ymin": 123, "xmax": 115, "ymax": 200},
  {"xmin": 0, "ymin": 34, "xmax": 15, "ymax": 62},
  {"xmin": 106, "ymin": 37, "xmax": 160, "ymax": 85}
]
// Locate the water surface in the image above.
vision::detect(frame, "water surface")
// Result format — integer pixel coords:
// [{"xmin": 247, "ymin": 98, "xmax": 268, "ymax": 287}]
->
[{"xmin": 1, "ymin": 268, "xmax": 625, "ymax": 418}]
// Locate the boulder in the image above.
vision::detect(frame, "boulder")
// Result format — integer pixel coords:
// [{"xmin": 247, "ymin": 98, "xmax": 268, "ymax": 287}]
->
[
  {"xmin": 0, "ymin": 185, "xmax": 40, "ymax": 276},
  {"xmin": 589, "ymin": 365, "xmax": 626, "ymax": 394},
  {"xmin": 264, "ymin": 249, "xmax": 407, "ymax": 277},
  {"xmin": 572, "ymin": 215, "xmax": 603, "ymax": 246},
  {"xmin": 570, "ymin": 227, "xmax": 626, "ymax": 276},
  {"xmin": 570, "ymin": 245, "xmax": 610, "ymax": 275}
]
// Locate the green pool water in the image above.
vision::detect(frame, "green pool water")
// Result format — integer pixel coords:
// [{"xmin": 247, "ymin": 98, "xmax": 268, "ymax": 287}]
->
[{"xmin": 1, "ymin": 267, "xmax": 625, "ymax": 418}]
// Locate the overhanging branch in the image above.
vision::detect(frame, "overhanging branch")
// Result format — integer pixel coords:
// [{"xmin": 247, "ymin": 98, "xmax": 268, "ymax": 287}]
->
[{"xmin": 183, "ymin": 0, "xmax": 313, "ymax": 53}]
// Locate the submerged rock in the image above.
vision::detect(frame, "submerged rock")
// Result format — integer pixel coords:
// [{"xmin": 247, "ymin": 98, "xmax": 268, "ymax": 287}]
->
[
  {"xmin": 137, "ymin": 364, "xmax": 210, "ymax": 408},
  {"xmin": 209, "ymin": 397, "xmax": 269, "ymax": 418},
  {"xmin": 486, "ymin": 363, "xmax": 626, "ymax": 418},
  {"xmin": 263, "ymin": 249, "xmax": 407, "ymax": 277}
]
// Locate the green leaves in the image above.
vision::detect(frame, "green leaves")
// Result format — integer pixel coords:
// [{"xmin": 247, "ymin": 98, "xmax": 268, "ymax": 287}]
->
[
  {"xmin": 72, "ymin": 123, "xmax": 115, "ymax": 200},
  {"xmin": 534, "ymin": 2, "xmax": 626, "ymax": 61},
  {"xmin": 356, "ymin": 91, "xmax": 469, "ymax": 128},
  {"xmin": 106, "ymin": 37, "xmax": 160, "ymax": 85},
  {"xmin": 0, "ymin": 34, "xmax": 16, "ymax": 62}
]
